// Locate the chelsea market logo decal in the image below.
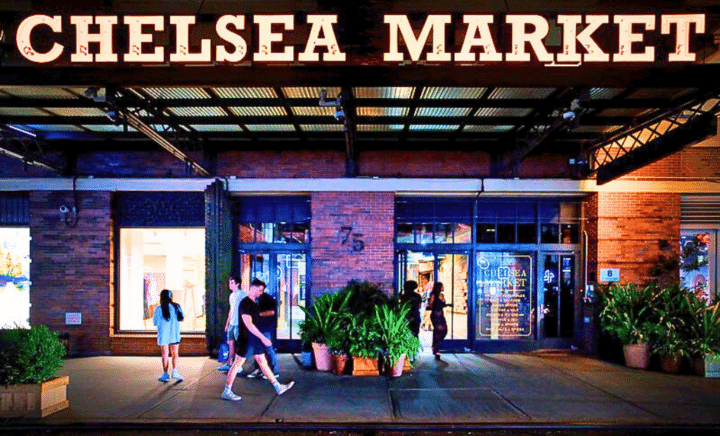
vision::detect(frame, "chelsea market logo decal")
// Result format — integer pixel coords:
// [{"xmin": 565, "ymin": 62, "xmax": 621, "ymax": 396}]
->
[{"xmin": 13, "ymin": 13, "xmax": 705, "ymax": 65}]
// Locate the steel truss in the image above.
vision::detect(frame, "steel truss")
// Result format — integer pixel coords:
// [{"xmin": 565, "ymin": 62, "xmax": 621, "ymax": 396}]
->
[
  {"xmin": 586, "ymin": 90, "xmax": 720, "ymax": 185},
  {"xmin": 104, "ymin": 87, "xmax": 211, "ymax": 176}
]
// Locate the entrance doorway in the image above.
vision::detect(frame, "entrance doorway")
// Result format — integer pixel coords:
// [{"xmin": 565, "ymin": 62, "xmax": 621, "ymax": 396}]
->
[
  {"xmin": 239, "ymin": 252, "xmax": 307, "ymax": 349},
  {"xmin": 539, "ymin": 254, "xmax": 577, "ymax": 347},
  {"xmin": 398, "ymin": 250, "xmax": 469, "ymax": 351}
]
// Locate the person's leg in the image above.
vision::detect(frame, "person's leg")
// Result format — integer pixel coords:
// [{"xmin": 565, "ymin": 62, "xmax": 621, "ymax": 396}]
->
[
  {"xmin": 170, "ymin": 343, "xmax": 183, "ymax": 380},
  {"xmin": 222, "ymin": 350, "xmax": 246, "ymax": 401},
  {"xmin": 161, "ymin": 345, "xmax": 169, "ymax": 373},
  {"xmin": 254, "ymin": 353, "xmax": 293, "ymax": 395},
  {"xmin": 170, "ymin": 343, "xmax": 179, "ymax": 370},
  {"xmin": 158, "ymin": 345, "xmax": 170, "ymax": 382},
  {"xmin": 263, "ymin": 332, "xmax": 279, "ymax": 375}
]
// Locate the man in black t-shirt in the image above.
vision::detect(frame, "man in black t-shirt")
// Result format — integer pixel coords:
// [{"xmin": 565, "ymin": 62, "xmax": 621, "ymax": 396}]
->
[
  {"xmin": 246, "ymin": 283, "xmax": 279, "ymax": 379},
  {"xmin": 221, "ymin": 279, "xmax": 293, "ymax": 401}
]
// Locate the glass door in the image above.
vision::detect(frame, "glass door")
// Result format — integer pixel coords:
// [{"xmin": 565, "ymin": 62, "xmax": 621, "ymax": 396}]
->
[
  {"xmin": 399, "ymin": 250, "xmax": 469, "ymax": 351},
  {"xmin": 540, "ymin": 254, "xmax": 577, "ymax": 345},
  {"xmin": 239, "ymin": 251, "xmax": 307, "ymax": 349}
]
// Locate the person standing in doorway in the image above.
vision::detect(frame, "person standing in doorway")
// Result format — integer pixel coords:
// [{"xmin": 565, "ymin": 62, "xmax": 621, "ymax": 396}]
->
[
  {"xmin": 153, "ymin": 289, "xmax": 184, "ymax": 382},
  {"xmin": 221, "ymin": 279, "xmax": 294, "ymax": 401},
  {"xmin": 218, "ymin": 275, "xmax": 246, "ymax": 373},
  {"xmin": 246, "ymin": 279, "xmax": 280, "ymax": 379},
  {"xmin": 400, "ymin": 280, "xmax": 422, "ymax": 338},
  {"xmin": 429, "ymin": 282, "xmax": 450, "ymax": 359}
]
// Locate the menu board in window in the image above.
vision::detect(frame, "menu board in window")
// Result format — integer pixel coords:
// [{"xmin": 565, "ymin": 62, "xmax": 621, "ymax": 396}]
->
[{"xmin": 476, "ymin": 252, "xmax": 533, "ymax": 340}]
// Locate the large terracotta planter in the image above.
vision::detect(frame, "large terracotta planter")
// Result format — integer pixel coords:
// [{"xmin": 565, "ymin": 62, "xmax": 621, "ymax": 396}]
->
[
  {"xmin": 390, "ymin": 354, "xmax": 406, "ymax": 378},
  {"xmin": 623, "ymin": 343, "xmax": 650, "ymax": 369},
  {"xmin": 330, "ymin": 353, "xmax": 348, "ymax": 376},
  {"xmin": 659, "ymin": 352, "xmax": 683, "ymax": 374},
  {"xmin": 693, "ymin": 355, "xmax": 720, "ymax": 377},
  {"xmin": 312, "ymin": 342, "xmax": 331, "ymax": 371},
  {"xmin": 351, "ymin": 355, "xmax": 379, "ymax": 376},
  {"xmin": 0, "ymin": 375, "xmax": 69, "ymax": 418}
]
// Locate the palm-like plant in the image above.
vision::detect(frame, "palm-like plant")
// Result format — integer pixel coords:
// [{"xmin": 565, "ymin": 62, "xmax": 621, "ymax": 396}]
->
[
  {"xmin": 299, "ymin": 290, "xmax": 353, "ymax": 345},
  {"xmin": 375, "ymin": 303, "xmax": 420, "ymax": 368}
]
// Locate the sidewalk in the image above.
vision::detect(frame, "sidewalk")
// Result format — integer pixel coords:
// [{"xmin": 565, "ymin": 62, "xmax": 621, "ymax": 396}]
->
[{"xmin": 23, "ymin": 351, "xmax": 720, "ymax": 427}]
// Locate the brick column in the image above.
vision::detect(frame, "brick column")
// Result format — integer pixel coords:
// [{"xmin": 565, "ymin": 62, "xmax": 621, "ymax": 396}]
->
[
  {"xmin": 590, "ymin": 192, "xmax": 681, "ymax": 286},
  {"xmin": 310, "ymin": 192, "xmax": 395, "ymax": 297},
  {"xmin": 29, "ymin": 191, "xmax": 112, "ymax": 356}
]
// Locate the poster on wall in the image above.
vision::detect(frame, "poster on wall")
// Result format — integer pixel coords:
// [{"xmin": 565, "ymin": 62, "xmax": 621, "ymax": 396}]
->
[
  {"xmin": 0, "ymin": 228, "xmax": 31, "ymax": 328},
  {"xmin": 476, "ymin": 252, "xmax": 533, "ymax": 340}
]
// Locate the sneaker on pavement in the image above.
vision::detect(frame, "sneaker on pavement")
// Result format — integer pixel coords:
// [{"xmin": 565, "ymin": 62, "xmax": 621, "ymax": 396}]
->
[
  {"xmin": 217, "ymin": 363, "xmax": 231, "ymax": 372},
  {"xmin": 276, "ymin": 380, "xmax": 295, "ymax": 396},
  {"xmin": 158, "ymin": 372, "xmax": 170, "ymax": 383},
  {"xmin": 262, "ymin": 373, "xmax": 281, "ymax": 380},
  {"xmin": 246, "ymin": 368, "xmax": 262, "ymax": 378},
  {"xmin": 171, "ymin": 369, "xmax": 184, "ymax": 381},
  {"xmin": 221, "ymin": 388, "xmax": 242, "ymax": 401}
]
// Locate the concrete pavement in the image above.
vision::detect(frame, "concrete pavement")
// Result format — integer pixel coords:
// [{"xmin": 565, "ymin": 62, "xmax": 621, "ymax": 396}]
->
[{"xmin": 11, "ymin": 351, "xmax": 720, "ymax": 428}]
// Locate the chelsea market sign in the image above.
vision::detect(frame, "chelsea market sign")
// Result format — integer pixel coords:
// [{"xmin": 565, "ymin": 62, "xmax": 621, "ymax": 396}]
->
[{"xmin": 15, "ymin": 13, "xmax": 705, "ymax": 64}]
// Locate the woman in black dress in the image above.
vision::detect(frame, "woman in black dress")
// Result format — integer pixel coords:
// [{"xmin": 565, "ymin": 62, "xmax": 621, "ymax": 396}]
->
[{"xmin": 428, "ymin": 282, "xmax": 449, "ymax": 359}]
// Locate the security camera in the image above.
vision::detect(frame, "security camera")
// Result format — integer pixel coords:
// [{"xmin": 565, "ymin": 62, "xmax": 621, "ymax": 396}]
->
[
  {"xmin": 334, "ymin": 109, "xmax": 345, "ymax": 122},
  {"xmin": 59, "ymin": 205, "xmax": 69, "ymax": 214}
]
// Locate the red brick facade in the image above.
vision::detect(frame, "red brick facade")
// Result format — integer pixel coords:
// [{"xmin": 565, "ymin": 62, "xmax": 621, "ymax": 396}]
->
[
  {"xmin": 29, "ymin": 191, "xmax": 113, "ymax": 356},
  {"xmin": 310, "ymin": 192, "xmax": 395, "ymax": 296},
  {"xmin": 584, "ymin": 192, "xmax": 681, "ymax": 286}
]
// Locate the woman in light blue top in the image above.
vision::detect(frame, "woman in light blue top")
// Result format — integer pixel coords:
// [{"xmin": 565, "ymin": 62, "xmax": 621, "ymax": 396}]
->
[{"xmin": 153, "ymin": 289, "xmax": 184, "ymax": 382}]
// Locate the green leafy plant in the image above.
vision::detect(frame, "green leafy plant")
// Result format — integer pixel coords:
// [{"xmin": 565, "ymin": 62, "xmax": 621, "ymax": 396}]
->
[
  {"xmin": 688, "ymin": 301, "xmax": 720, "ymax": 359},
  {"xmin": 337, "ymin": 280, "xmax": 389, "ymax": 319},
  {"xmin": 648, "ymin": 284, "xmax": 693, "ymax": 358},
  {"xmin": 299, "ymin": 290, "xmax": 353, "ymax": 345},
  {"xmin": 598, "ymin": 284, "xmax": 662, "ymax": 345},
  {"xmin": 375, "ymin": 303, "xmax": 421, "ymax": 368},
  {"xmin": 347, "ymin": 315, "xmax": 382, "ymax": 358},
  {"xmin": 0, "ymin": 325, "xmax": 66, "ymax": 386}
]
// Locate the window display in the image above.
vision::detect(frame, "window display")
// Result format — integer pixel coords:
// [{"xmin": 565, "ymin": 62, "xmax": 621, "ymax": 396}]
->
[
  {"xmin": 118, "ymin": 228, "xmax": 206, "ymax": 332},
  {"xmin": 0, "ymin": 228, "xmax": 30, "ymax": 328}
]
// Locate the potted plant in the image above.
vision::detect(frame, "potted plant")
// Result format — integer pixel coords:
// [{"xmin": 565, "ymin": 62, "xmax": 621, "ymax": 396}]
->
[
  {"xmin": 348, "ymin": 315, "xmax": 382, "ymax": 376},
  {"xmin": 689, "ymin": 301, "xmax": 720, "ymax": 377},
  {"xmin": 649, "ymin": 286, "xmax": 692, "ymax": 373},
  {"xmin": 375, "ymin": 303, "xmax": 420, "ymax": 377},
  {"xmin": 0, "ymin": 325, "xmax": 68, "ymax": 418},
  {"xmin": 598, "ymin": 284, "xmax": 661, "ymax": 369},
  {"xmin": 325, "ymin": 327, "xmax": 349, "ymax": 376},
  {"xmin": 299, "ymin": 290, "xmax": 352, "ymax": 371}
]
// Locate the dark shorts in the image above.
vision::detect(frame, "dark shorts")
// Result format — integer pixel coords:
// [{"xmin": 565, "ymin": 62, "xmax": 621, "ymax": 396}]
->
[
  {"xmin": 235, "ymin": 337, "xmax": 249, "ymax": 357},
  {"xmin": 246, "ymin": 334, "xmax": 266, "ymax": 356}
]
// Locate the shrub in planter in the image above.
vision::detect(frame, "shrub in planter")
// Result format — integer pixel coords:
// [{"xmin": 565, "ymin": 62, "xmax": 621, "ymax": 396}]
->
[
  {"xmin": 0, "ymin": 325, "xmax": 66, "ymax": 385},
  {"xmin": 348, "ymin": 315, "xmax": 382, "ymax": 376},
  {"xmin": 375, "ymin": 303, "xmax": 421, "ymax": 377},
  {"xmin": 688, "ymin": 301, "xmax": 720, "ymax": 377},
  {"xmin": 0, "ymin": 325, "xmax": 69, "ymax": 417},
  {"xmin": 598, "ymin": 284, "xmax": 662, "ymax": 369},
  {"xmin": 299, "ymin": 291, "xmax": 352, "ymax": 371}
]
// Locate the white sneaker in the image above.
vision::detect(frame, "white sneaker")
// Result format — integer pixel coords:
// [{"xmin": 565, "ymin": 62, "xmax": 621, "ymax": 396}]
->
[
  {"xmin": 246, "ymin": 368, "xmax": 262, "ymax": 378},
  {"xmin": 262, "ymin": 373, "xmax": 280, "ymax": 380},
  {"xmin": 221, "ymin": 387, "xmax": 242, "ymax": 401},
  {"xmin": 158, "ymin": 372, "xmax": 170, "ymax": 383},
  {"xmin": 276, "ymin": 380, "xmax": 295, "ymax": 396},
  {"xmin": 171, "ymin": 369, "xmax": 183, "ymax": 381}
]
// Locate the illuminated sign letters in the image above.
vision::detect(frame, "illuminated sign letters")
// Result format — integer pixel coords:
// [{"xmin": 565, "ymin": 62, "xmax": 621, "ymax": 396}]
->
[{"xmin": 13, "ymin": 13, "xmax": 706, "ymax": 65}]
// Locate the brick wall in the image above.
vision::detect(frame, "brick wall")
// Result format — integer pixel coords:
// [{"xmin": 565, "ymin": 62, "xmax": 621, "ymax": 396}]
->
[
  {"xmin": 585, "ymin": 192, "xmax": 681, "ymax": 286},
  {"xmin": 219, "ymin": 150, "xmax": 345, "ymax": 177},
  {"xmin": 110, "ymin": 335, "xmax": 207, "ymax": 356},
  {"xmin": 29, "ymin": 191, "xmax": 112, "ymax": 356},
  {"xmin": 310, "ymin": 192, "xmax": 395, "ymax": 296}
]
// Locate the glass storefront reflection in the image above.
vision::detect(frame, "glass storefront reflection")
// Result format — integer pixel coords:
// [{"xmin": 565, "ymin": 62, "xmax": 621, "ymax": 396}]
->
[{"xmin": 476, "ymin": 252, "xmax": 533, "ymax": 340}]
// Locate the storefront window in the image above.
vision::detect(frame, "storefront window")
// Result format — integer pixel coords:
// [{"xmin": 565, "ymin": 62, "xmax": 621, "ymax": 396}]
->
[
  {"xmin": 517, "ymin": 224, "xmax": 536, "ymax": 243},
  {"xmin": 476, "ymin": 252, "xmax": 533, "ymax": 340},
  {"xmin": 0, "ymin": 228, "xmax": 30, "ymax": 328},
  {"xmin": 118, "ymin": 228, "xmax": 206, "ymax": 332},
  {"xmin": 396, "ymin": 223, "xmax": 414, "ymax": 243},
  {"xmin": 681, "ymin": 230, "xmax": 713, "ymax": 300}
]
